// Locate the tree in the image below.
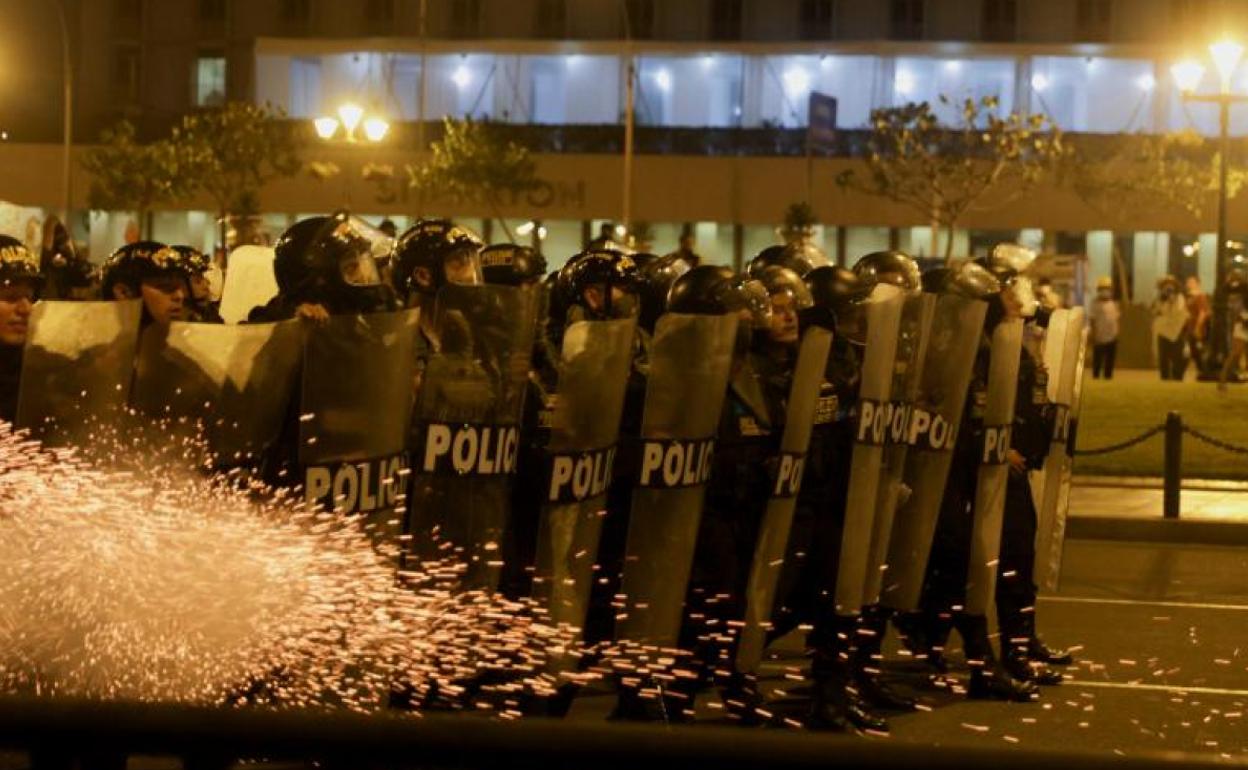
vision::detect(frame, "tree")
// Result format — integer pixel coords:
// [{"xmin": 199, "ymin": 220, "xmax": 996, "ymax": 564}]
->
[
  {"xmin": 174, "ymin": 102, "xmax": 303, "ymax": 247},
  {"xmin": 1063, "ymin": 131, "xmax": 1248, "ymax": 302},
  {"xmin": 80, "ymin": 121, "xmax": 192, "ymax": 239},
  {"xmin": 403, "ymin": 118, "xmax": 539, "ymax": 242},
  {"xmin": 837, "ymin": 96, "xmax": 1065, "ymax": 259}
]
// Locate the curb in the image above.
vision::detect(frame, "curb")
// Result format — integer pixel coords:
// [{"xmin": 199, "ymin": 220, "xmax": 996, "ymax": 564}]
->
[
  {"xmin": 1073, "ymin": 475, "xmax": 1248, "ymax": 492},
  {"xmin": 1068, "ymin": 516, "xmax": 1248, "ymax": 546}
]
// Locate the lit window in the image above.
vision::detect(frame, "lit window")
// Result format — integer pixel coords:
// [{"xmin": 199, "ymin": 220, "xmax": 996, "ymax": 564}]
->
[{"xmin": 195, "ymin": 56, "xmax": 227, "ymax": 107}]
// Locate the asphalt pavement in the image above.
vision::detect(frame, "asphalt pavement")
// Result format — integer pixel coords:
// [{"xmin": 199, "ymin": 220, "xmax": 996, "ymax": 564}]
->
[{"xmin": 566, "ymin": 537, "xmax": 1248, "ymax": 761}]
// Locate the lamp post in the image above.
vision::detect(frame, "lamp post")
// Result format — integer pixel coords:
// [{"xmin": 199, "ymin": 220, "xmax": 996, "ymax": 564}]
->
[
  {"xmin": 312, "ymin": 104, "xmax": 389, "ymax": 206},
  {"xmin": 1173, "ymin": 39, "xmax": 1247, "ymax": 369}
]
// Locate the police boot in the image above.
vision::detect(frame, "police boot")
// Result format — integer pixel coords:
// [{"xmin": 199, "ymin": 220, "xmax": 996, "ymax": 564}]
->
[
  {"xmin": 955, "ymin": 613, "xmax": 1039, "ymax": 702},
  {"xmin": 1001, "ymin": 614, "xmax": 1063, "ymax": 687},
  {"xmin": 852, "ymin": 604, "xmax": 916, "ymax": 711},
  {"xmin": 720, "ymin": 672, "xmax": 768, "ymax": 726},
  {"xmin": 806, "ymin": 614, "xmax": 889, "ymax": 733},
  {"xmin": 1025, "ymin": 614, "xmax": 1074, "ymax": 666}
]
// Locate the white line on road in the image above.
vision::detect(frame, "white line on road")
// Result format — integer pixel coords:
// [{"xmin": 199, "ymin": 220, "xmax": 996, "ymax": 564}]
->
[
  {"xmin": 1041, "ymin": 596, "xmax": 1248, "ymax": 611},
  {"xmin": 1064, "ymin": 679, "xmax": 1248, "ymax": 698}
]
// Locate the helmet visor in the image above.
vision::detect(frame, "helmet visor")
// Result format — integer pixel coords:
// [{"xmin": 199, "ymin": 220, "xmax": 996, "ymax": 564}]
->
[
  {"xmin": 327, "ymin": 216, "xmax": 393, "ymax": 287},
  {"xmin": 735, "ymin": 277, "xmax": 774, "ymax": 330},
  {"xmin": 443, "ymin": 247, "xmax": 484, "ymax": 287}
]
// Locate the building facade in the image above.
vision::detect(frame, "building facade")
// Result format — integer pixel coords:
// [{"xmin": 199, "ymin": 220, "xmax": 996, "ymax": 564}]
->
[{"xmin": 5, "ymin": 0, "xmax": 1248, "ymax": 301}]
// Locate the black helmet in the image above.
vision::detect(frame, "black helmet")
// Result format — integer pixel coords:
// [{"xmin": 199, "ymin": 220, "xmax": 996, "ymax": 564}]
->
[
  {"xmin": 975, "ymin": 243, "xmax": 1036, "ymax": 286},
  {"xmin": 747, "ymin": 245, "xmax": 811, "ymax": 279},
  {"xmin": 0, "ymin": 235, "xmax": 45, "ymax": 292},
  {"xmin": 800, "ymin": 265, "xmax": 875, "ymax": 336},
  {"xmin": 924, "ymin": 262, "xmax": 1001, "ymax": 300},
  {"xmin": 392, "ymin": 218, "xmax": 483, "ymax": 297},
  {"xmin": 272, "ymin": 212, "xmax": 396, "ymax": 314},
  {"xmin": 101, "ymin": 240, "xmax": 189, "ymax": 299},
  {"xmin": 975, "ymin": 243, "xmax": 1038, "ymax": 320},
  {"xmin": 755, "ymin": 265, "xmax": 814, "ymax": 310},
  {"xmin": 666, "ymin": 265, "xmax": 772, "ymax": 330},
  {"xmin": 167, "ymin": 244, "xmax": 211, "ymax": 275},
  {"xmin": 852, "ymin": 250, "xmax": 921, "ymax": 295},
  {"xmin": 480, "ymin": 244, "xmax": 546, "ymax": 287},
  {"xmin": 556, "ymin": 247, "xmax": 642, "ymax": 321},
  {"xmin": 635, "ymin": 253, "xmax": 689, "ymax": 332}
]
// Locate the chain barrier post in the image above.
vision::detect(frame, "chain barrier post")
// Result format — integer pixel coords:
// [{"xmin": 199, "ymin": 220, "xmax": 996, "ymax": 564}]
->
[{"xmin": 1164, "ymin": 412, "xmax": 1182, "ymax": 520}]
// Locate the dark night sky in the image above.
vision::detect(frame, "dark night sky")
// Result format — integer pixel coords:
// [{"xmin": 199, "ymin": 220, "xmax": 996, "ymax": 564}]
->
[{"xmin": 0, "ymin": 0, "xmax": 71, "ymax": 143}]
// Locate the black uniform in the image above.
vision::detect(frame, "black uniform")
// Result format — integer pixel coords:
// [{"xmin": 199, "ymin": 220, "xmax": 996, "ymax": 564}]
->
[
  {"xmin": 679, "ymin": 350, "xmax": 783, "ymax": 685},
  {"xmin": 995, "ymin": 342, "xmax": 1053, "ymax": 656}
]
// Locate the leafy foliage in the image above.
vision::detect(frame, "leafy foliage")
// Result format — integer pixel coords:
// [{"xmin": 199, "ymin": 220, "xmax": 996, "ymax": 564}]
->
[
  {"xmin": 838, "ymin": 96, "xmax": 1065, "ymax": 258},
  {"xmin": 1066, "ymin": 130, "xmax": 1246, "ymax": 222},
  {"xmin": 81, "ymin": 121, "xmax": 194, "ymax": 237},
  {"xmin": 783, "ymin": 201, "xmax": 818, "ymax": 230},
  {"xmin": 405, "ymin": 118, "xmax": 538, "ymax": 242},
  {"xmin": 173, "ymin": 102, "xmax": 303, "ymax": 221}
]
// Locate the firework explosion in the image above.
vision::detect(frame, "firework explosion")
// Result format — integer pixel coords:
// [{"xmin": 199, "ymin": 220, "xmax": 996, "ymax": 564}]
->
[{"xmin": 0, "ymin": 418, "xmax": 578, "ymax": 714}]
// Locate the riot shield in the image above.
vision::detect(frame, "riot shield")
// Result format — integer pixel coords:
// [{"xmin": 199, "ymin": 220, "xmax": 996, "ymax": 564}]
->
[
  {"xmin": 15, "ymin": 300, "xmax": 143, "ymax": 445},
  {"xmin": 964, "ymin": 318, "xmax": 1025, "ymax": 616},
  {"xmin": 1036, "ymin": 316, "xmax": 1089, "ymax": 592},
  {"xmin": 734, "ymin": 326, "xmax": 834, "ymax": 674},
  {"xmin": 219, "ymin": 246, "xmax": 278, "ymax": 324},
  {"xmin": 531, "ymin": 317, "xmax": 637, "ymax": 642},
  {"xmin": 880, "ymin": 294, "xmax": 987, "ymax": 612},
  {"xmin": 299, "ymin": 309, "xmax": 419, "ymax": 544},
  {"xmin": 131, "ymin": 320, "xmax": 303, "ymax": 463},
  {"xmin": 614, "ymin": 312, "xmax": 738, "ymax": 648},
  {"xmin": 834, "ymin": 284, "xmax": 904, "ymax": 614},
  {"xmin": 863, "ymin": 292, "xmax": 936, "ymax": 606},
  {"xmin": 406, "ymin": 284, "xmax": 538, "ymax": 590}
]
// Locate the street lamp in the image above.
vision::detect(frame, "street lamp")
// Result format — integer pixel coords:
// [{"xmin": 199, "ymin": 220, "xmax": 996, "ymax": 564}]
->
[
  {"xmin": 1173, "ymin": 39, "xmax": 1248, "ymax": 371},
  {"xmin": 311, "ymin": 104, "xmax": 390, "ymax": 206},
  {"xmin": 312, "ymin": 103, "xmax": 389, "ymax": 144}
]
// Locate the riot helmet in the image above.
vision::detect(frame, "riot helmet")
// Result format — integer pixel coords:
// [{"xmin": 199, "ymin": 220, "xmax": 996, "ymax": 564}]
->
[
  {"xmin": 853, "ymin": 250, "xmax": 921, "ymax": 296},
  {"xmin": 273, "ymin": 212, "xmax": 396, "ymax": 316},
  {"xmin": 800, "ymin": 265, "xmax": 875, "ymax": 342},
  {"xmin": 756, "ymin": 265, "xmax": 813, "ymax": 346},
  {"xmin": 101, "ymin": 240, "xmax": 197, "ymax": 324},
  {"xmin": 556, "ymin": 247, "xmax": 642, "ymax": 322},
  {"xmin": 391, "ymin": 218, "xmax": 483, "ymax": 299},
  {"xmin": 480, "ymin": 244, "xmax": 546, "ymax": 287},
  {"xmin": 667, "ymin": 265, "xmax": 772, "ymax": 329},
  {"xmin": 636, "ymin": 253, "xmax": 689, "ymax": 332},
  {"xmin": 975, "ymin": 243, "xmax": 1039, "ymax": 325},
  {"xmin": 924, "ymin": 262, "xmax": 1001, "ymax": 300},
  {"xmin": 747, "ymin": 245, "xmax": 810, "ymax": 279},
  {"xmin": 0, "ymin": 235, "xmax": 45, "ymax": 294},
  {"xmin": 0, "ymin": 235, "xmax": 42, "ymax": 348}
]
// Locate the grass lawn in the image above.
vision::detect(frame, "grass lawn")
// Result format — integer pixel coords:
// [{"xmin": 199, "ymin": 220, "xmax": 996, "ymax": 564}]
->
[{"xmin": 1074, "ymin": 369, "xmax": 1248, "ymax": 480}]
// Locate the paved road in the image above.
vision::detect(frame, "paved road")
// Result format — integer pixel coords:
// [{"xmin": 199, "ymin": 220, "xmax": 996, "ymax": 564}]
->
[{"xmin": 567, "ymin": 538, "xmax": 1248, "ymax": 760}]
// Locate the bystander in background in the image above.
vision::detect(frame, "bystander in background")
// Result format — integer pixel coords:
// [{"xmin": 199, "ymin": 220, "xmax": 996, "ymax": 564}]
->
[
  {"xmin": 1090, "ymin": 275, "xmax": 1120, "ymax": 380},
  {"xmin": 1152, "ymin": 275, "xmax": 1189, "ymax": 381}
]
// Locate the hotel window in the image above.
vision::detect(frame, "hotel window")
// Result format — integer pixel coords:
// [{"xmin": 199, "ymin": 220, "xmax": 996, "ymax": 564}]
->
[{"xmin": 194, "ymin": 53, "xmax": 227, "ymax": 107}]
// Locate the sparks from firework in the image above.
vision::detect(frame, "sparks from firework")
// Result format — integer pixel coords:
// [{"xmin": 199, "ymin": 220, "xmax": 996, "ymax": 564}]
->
[{"xmin": 0, "ymin": 416, "xmax": 590, "ymax": 713}]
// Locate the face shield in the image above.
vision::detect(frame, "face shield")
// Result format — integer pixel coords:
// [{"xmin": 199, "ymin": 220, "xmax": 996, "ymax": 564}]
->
[
  {"xmin": 443, "ymin": 246, "xmax": 484, "ymax": 288},
  {"xmin": 733, "ymin": 277, "xmax": 774, "ymax": 331},
  {"xmin": 325, "ymin": 216, "xmax": 392, "ymax": 288}
]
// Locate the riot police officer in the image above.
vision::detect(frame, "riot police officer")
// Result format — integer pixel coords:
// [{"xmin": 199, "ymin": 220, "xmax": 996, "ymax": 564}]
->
[
  {"xmin": 248, "ymin": 213, "xmax": 398, "ymax": 322},
  {"xmin": 102, "ymin": 241, "xmax": 193, "ymax": 326},
  {"xmin": 0, "ymin": 235, "xmax": 43, "ymax": 422},
  {"xmin": 168, "ymin": 245, "xmax": 224, "ymax": 323},
  {"xmin": 389, "ymin": 219, "xmax": 483, "ymax": 356},
  {"xmin": 985, "ymin": 256, "xmax": 1069, "ymax": 688},
  {"xmin": 766, "ymin": 265, "xmax": 889, "ymax": 732},
  {"xmin": 917, "ymin": 253, "xmax": 1041, "ymax": 702}
]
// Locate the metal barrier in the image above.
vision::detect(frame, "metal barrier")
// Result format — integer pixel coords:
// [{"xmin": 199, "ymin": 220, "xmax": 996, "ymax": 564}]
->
[
  {"xmin": 0, "ymin": 697, "xmax": 1242, "ymax": 770},
  {"xmin": 1074, "ymin": 412, "xmax": 1248, "ymax": 519}
]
